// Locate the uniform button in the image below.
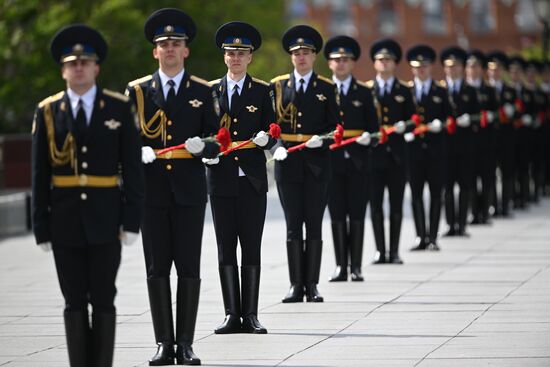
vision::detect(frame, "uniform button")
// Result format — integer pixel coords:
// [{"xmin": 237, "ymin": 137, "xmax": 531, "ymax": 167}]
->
[
  {"xmin": 298, "ymin": 112, "xmax": 303, "ymax": 117},
  {"xmin": 166, "ymin": 164, "xmax": 172, "ymax": 171},
  {"xmin": 234, "ymin": 156, "xmax": 239, "ymax": 161},
  {"xmin": 80, "ymin": 193, "xmax": 87, "ymax": 201},
  {"xmin": 383, "ymin": 107, "xmax": 389, "ymax": 112},
  {"xmin": 297, "ymin": 124, "xmax": 302, "ymax": 128},
  {"xmin": 167, "ymin": 120, "xmax": 173, "ymax": 126},
  {"xmin": 81, "ymin": 162, "xmax": 88, "ymax": 169},
  {"xmin": 339, "ymin": 111, "xmax": 344, "ymax": 116},
  {"xmin": 383, "ymin": 116, "xmax": 389, "ymax": 122},
  {"xmin": 233, "ymin": 131, "xmax": 238, "ymax": 136},
  {"xmin": 419, "ymin": 107, "xmax": 425, "ymax": 112},
  {"xmin": 167, "ymin": 134, "xmax": 172, "ymax": 141},
  {"xmin": 81, "ymin": 146, "xmax": 87, "ymax": 153},
  {"xmin": 233, "ymin": 118, "xmax": 238, "ymax": 123},
  {"xmin": 386, "ymin": 146, "xmax": 391, "ymax": 152}
]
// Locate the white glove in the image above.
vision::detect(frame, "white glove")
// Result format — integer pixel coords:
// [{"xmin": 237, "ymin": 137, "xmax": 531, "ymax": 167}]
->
[
  {"xmin": 141, "ymin": 146, "xmax": 156, "ymax": 164},
  {"xmin": 184, "ymin": 136, "xmax": 205, "ymax": 155},
  {"xmin": 202, "ymin": 157, "xmax": 220, "ymax": 165},
  {"xmin": 120, "ymin": 230, "xmax": 139, "ymax": 246},
  {"xmin": 486, "ymin": 111, "xmax": 495, "ymax": 123},
  {"xmin": 504, "ymin": 103, "xmax": 515, "ymax": 118},
  {"xmin": 305, "ymin": 135, "xmax": 323, "ymax": 149},
  {"xmin": 456, "ymin": 113, "xmax": 471, "ymax": 127},
  {"xmin": 427, "ymin": 119, "xmax": 443, "ymax": 133},
  {"xmin": 252, "ymin": 131, "xmax": 269, "ymax": 147},
  {"xmin": 273, "ymin": 146, "xmax": 288, "ymax": 161},
  {"xmin": 38, "ymin": 242, "xmax": 52, "ymax": 252},
  {"xmin": 522, "ymin": 114, "xmax": 533, "ymax": 126},
  {"xmin": 404, "ymin": 132, "xmax": 415, "ymax": 142},
  {"xmin": 356, "ymin": 132, "xmax": 371, "ymax": 146},
  {"xmin": 394, "ymin": 120, "xmax": 406, "ymax": 134}
]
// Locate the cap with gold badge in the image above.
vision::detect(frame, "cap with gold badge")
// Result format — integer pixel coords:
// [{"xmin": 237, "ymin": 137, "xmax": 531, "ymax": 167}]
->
[
  {"xmin": 406, "ymin": 44, "xmax": 436, "ymax": 67},
  {"xmin": 466, "ymin": 49, "xmax": 487, "ymax": 69},
  {"xmin": 282, "ymin": 25, "xmax": 323, "ymax": 54},
  {"xmin": 323, "ymin": 35, "xmax": 360, "ymax": 60},
  {"xmin": 144, "ymin": 8, "xmax": 197, "ymax": 44},
  {"xmin": 508, "ymin": 55, "xmax": 527, "ymax": 70},
  {"xmin": 486, "ymin": 50, "xmax": 509, "ymax": 70},
  {"xmin": 439, "ymin": 46, "xmax": 467, "ymax": 67},
  {"xmin": 370, "ymin": 38, "xmax": 402, "ymax": 64},
  {"xmin": 50, "ymin": 24, "xmax": 108, "ymax": 64},
  {"xmin": 215, "ymin": 21, "xmax": 261, "ymax": 51}
]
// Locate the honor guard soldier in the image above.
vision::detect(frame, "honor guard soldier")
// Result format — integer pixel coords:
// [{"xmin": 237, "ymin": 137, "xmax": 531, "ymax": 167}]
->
[
  {"xmin": 323, "ymin": 36, "xmax": 378, "ymax": 281},
  {"xmin": 440, "ymin": 46, "xmax": 480, "ymax": 237},
  {"xmin": 125, "ymin": 8, "xmax": 219, "ymax": 366},
  {"xmin": 487, "ymin": 51, "xmax": 518, "ymax": 217},
  {"xmin": 465, "ymin": 50, "xmax": 499, "ymax": 225},
  {"xmin": 541, "ymin": 61, "xmax": 550, "ymax": 196},
  {"xmin": 406, "ymin": 45, "xmax": 453, "ymax": 251},
  {"xmin": 367, "ymin": 39, "xmax": 415, "ymax": 264},
  {"xmin": 525, "ymin": 60, "xmax": 547, "ymax": 202},
  {"xmin": 508, "ymin": 56, "xmax": 535, "ymax": 210},
  {"xmin": 32, "ymin": 25, "xmax": 144, "ymax": 367},
  {"xmin": 270, "ymin": 25, "xmax": 338, "ymax": 302},
  {"xmin": 207, "ymin": 22, "xmax": 276, "ymax": 334}
]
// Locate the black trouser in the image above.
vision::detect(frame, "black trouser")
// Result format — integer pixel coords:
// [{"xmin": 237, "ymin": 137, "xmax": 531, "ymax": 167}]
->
[
  {"xmin": 495, "ymin": 127, "xmax": 516, "ymax": 213},
  {"xmin": 277, "ymin": 172, "xmax": 329, "ymax": 241},
  {"xmin": 141, "ymin": 203, "xmax": 205, "ymax": 279},
  {"xmin": 445, "ymin": 149, "xmax": 473, "ymax": 230},
  {"xmin": 328, "ymin": 160, "xmax": 369, "ymax": 222},
  {"xmin": 210, "ymin": 177, "xmax": 267, "ymax": 266},
  {"xmin": 410, "ymin": 152, "xmax": 444, "ymax": 240},
  {"xmin": 53, "ymin": 242, "xmax": 121, "ymax": 313},
  {"xmin": 472, "ymin": 147, "xmax": 494, "ymax": 221},
  {"xmin": 515, "ymin": 128, "xmax": 531, "ymax": 207}
]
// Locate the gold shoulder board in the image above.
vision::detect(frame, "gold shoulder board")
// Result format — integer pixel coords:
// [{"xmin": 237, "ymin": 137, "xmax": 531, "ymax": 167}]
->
[
  {"xmin": 103, "ymin": 88, "xmax": 130, "ymax": 102},
  {"xmin": 190, "ymin": 75, "xmax": 211, "ymax": 87},
  {"xmin": 128, "ymin": 75, "xmax": 153, "ymax": 87},
  {"xmin": 38, "ymin": 91, "xmax": 65, "ymax": 108},
  {"xmin": 252, "ymin": 77, "xmax": 269, "ymax": 86},
  {"xmin": 317, "ymin": 75, "xmax": 334, "ymax": 85},
  {"xmin": 270, "ymin": 74, "xmax": 290, "ymax": 83},
  {"xmin": 209, "ymin": 78, "xmax": 222, "ymax": 85}
]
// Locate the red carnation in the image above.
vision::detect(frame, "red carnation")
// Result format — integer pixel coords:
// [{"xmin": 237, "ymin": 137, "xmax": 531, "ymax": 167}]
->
[
  {"xmin": 498, "ymin": 107, "xmax": 508, "ymax": 124},
  {"xmin": 333, "ymin": 124, "xmax": 344, "ymax": 145},
  {"xmin": 411, "ymin": 114, "xmax": 423, "ymax": 126},
  {"xmin": 515, "ymin": 98, "xmax": 525, "ymax": 114},
  {"xmin": 446, "ymin": 116, "xmax": 456, "ymax": 134},
  {"xmin": 268, "ymin": 123, "xmax": 282, "ymax": 139},
  {"xmin": 480, "ymin": 110, "xmax": 488, "ymax": 128},
  {"xmin": 379, "ymin": 126, "xmax": 388, "ymax": 144},
  {"xmin": 216, "ymin": 127, "xmax": 231, "ymax": 152}
]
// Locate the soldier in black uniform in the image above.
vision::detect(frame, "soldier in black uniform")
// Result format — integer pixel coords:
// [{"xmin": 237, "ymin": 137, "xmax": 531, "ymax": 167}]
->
[
  {"xmin": 323, "ymin": 36, "xmax": 378, "ymax": 281},
  {"xmin": 367, "ymin": 39, "xmax": 415, "ymax": 264},
  {"xmin": 32, "ymin": 24, "xmax": 144, "ymax": 367},
  {"xmin": 270, "ymin": 25, "xmax": 338, "ymax": 302},
  {"xmin": 206, "ymin": 21, "xmax": 276, "ymax": 334},
  {"xmin": 486, "ymin": 51, "xmax": 518, "ymax": 217},
  {"xmin": 508, "ymin": 56, "xmax": 536, "ymax": 210},
  {"xmin": 406, "ymin": 45, "xmax": 453, "ymax": 251},
  {"xmin": 440, "ymin": 46, "xmax": 480, "ymax": 237},
  {"xmin": 541, "ymin": 62, "xmax": 550, "ymax": 196},
  {"xmin": 125, "ymin": 8, "xmax": 218, "ymax": 366},
  {"xmin": 465, "ymin": 50, "xmax": 499, "ymax": 225}
]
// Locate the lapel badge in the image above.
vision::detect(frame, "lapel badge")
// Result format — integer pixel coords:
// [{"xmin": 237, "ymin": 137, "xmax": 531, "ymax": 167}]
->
[
  {"xmin": 395, "ymin": 95, "xmax": 405, "ymax": 103},
  {"xmin": 60, "ymin": 101, "xmax": 66, "ymax": 111},
  {"xmin": 463, "ymin": 95, "xmax": 470, "ymax": 102},
  {"xmin": 104, "ymin": 119, "xmax": 121, "ymax": 130},
  {"xmin": 99, "ymin": 100, "xmax": 105, "ymax": 109},
  {"xmin": 352, "ymin": 100, "xmax": 363, "ymax": 107},
  {"xmin": 316, "ymin": 94, "xmax": 327, "ymax": 101},
  {"xmin": 189, "ymin": 99, "xmax": 203, "ymax": 108},
  {"xmin": 432, "ymin": 96, "xmax": 442, "ymax": 103},
  {"xmin": 246, "ymin": 105, "xmax": 258, "ymax": 113}
]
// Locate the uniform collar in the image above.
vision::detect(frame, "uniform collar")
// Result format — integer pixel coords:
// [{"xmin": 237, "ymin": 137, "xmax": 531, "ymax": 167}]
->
[
  {"xmin": 376, "ymin": 75, "xmax": 394, "ymax": 91},
  {"xmin": 158, "ymin": 68, "xmax": 185, "ymax": 93},
  {"xmin": 294, "ymin": 69, "xmax": 313, "ymax": 91},
  {"xmin": 333, "ymin": 74, "xmax": 352, "ymax": 95},
  {"xmin": 67, "ymin": 84, "xmax": 97, "ymax": 114},
  {"xmin": 226, "ymin": 74, "xmax": 246, "ymax": 94}
]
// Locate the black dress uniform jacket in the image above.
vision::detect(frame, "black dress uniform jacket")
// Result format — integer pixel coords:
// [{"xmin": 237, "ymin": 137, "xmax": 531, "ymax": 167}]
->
[
  {"xmin": 125, "ymin": 71, "xmax": 219, "ymax": 207},
  {"xmin": 271, "ymin": 72, "xmax": 339, "ymax": 182},
  {"xmin": 32, "ymin": 88, "xmax": 144, "ymax": 246},
  {"xmin": 208, "ymin": 74, "xmax": 276, "ymax": 196}
]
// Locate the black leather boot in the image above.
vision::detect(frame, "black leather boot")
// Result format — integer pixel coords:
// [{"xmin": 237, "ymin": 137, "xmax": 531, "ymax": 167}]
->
[
  {"xmin": 371, "ymin": 210, "xmax": 386, "ymax": 264},
  {"xmin": 305, "ymin": 239, "xmax": 324, "ymax": 302},
  {"xmin": 389, "ymin": 212, "xmax": 403, "ymax": 264},
  {"xmin": 241, "ymin": 265, "xmax": 267, "ymax": 334},
  {"xmin": 410, "ymin": 200, "xmax": 428, "ymax": 251},
  {"xmin": 175, "ymin": 278, "xmax": 201, "ymax": 365},
  {"xmin": 349, "ymin": 220, "xmax": 364, "ymax": 281},
  {"xmin": 444, "ymin": 189, "xmax": 457, "ymax": 236},
  {"xmin": 64, "ymin": 310, "xmax": 89, "ymax": 367},
  {"xmin": 427, "ymin": 196, "xmax": 442, "ymax": 251},
  {"xmin": 282, "ymin": 239, "xmax": 305, "ymax": 303},
  {"xmin": 91, "ymin": 312, "xmax": 116, "ymax": 367},
  {"xmin": 147, "ymin": 277, "xmax": 175, "ymax": 366},
  {"xmin": 502, "ymin": 177, "xmax": 513, "ymax": 217},
  {"xmin": 215, "ymin": 266, "xmax": 242, "ymax": 334},
  {"xmin": 329, "ymin": 221, "xmax": 348, "ymax": 282},
  {"xmin": 458, "ymin": 189, "xmax": 471, "ymax": 237}
]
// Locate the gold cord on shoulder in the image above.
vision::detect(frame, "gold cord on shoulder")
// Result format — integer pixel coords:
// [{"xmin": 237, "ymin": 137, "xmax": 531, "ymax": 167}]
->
[
  {"xmin": 274, "ymin": 81, "xmax": 297, "ymax": 132},
  {"xmin": 43, "ymin": 102, "xmax": 76, "ymax": 171},
  {"xmin": 134, "ymin": 84, "xmax": 168, "ymax": 145}
]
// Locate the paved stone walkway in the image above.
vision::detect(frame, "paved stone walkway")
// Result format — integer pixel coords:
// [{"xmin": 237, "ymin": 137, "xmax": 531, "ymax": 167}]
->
[{"xmin": 1, "ymin": 193, "xmax": 549, "ymax": 366}]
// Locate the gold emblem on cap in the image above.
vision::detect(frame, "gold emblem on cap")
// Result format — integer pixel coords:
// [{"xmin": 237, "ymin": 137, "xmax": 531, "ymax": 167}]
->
[
  {"xmin": 297, "ymin": 38, "xmax": 304, "ymax": 43},
  {"xmin": 234, "ymin": 38, "xmax": 241, "ymax": 44},
  {"xmin": 338, "ymin": 47, "xmax": 345, "ymax": 53},
  {"xmin": 73, "ymin": 44, "xmax": 84, "ymax": 52},
  {"xmin": 165, "ymin": 25, "xmax": 174, "ymax": 33}
]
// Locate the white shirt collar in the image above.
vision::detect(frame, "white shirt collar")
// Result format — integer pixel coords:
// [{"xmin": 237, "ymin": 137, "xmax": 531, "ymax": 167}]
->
[
  {"xmin": 333, "ymin": 75, "xmax": 352, "ymax": 95},
  {"xmin": 67, "ymin": 85, "xmax": 97, "ymax": 122},
  {"xmin": 468, "ymin": 78, "xmax": 482, "ymax": 88},
  {"xmin": 376, "ymin": 75, "xmax": 395, "ymax": 91},
  {"xmin": 294, "ymin": 69, "xmax": 313, "ymax": 92},
  {"xmin": 447, "ymin": 77, "xmax": 462, "ymax": 91},
  {"xmin": 414, "ymin": 77, "xmax": 431, "ymax": 90},
  {"xmin": 227, "ymin": 74, "xmax": 246, "ymax": 95},
  {"xmin": 158, "ymin": 68, "xmax": 185, "ymax": 97}
]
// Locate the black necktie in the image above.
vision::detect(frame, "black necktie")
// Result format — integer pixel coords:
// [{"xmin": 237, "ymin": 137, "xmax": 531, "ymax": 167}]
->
[
  {"xmin": 231, "ymin": 84, "xmax": 240, "ymax": 114},
  {"xmin": 75, "ymin": 99, "xmax": 87, "ymax": 138},
  {"xmin": 166, "ymin": 79, "xmax": 176, "ymax": 112},
  {"xmin": 298, "ymin": 78, "xmax": 305, "ymax": 95},
  {"xmin": 379, "ymin": 82, "xmax": 385, "ymax": 98},
  {"xmin": 339, "ymin": 83, "xmax": 345, "ymax": 100}
]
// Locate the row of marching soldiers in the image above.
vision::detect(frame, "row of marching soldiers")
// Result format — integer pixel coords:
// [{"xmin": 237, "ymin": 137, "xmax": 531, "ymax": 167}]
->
[{"xmin": 31, "ymin": 6, "xmax": 550, "ymax": 367}]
